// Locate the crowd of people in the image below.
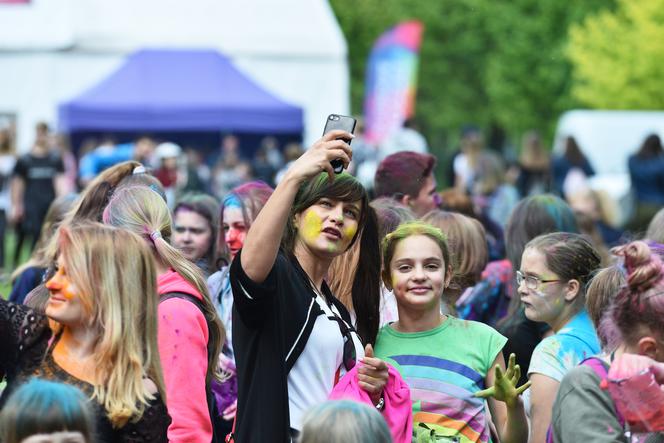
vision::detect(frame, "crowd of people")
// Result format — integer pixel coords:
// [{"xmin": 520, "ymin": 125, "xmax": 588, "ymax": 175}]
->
[{"xmin": 0, "ymin": 120, "xmax": 664, "ymax": 443}]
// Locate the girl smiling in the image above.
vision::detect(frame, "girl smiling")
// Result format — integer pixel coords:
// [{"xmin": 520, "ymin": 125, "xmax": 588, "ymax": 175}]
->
[{"xmin": 374, "ymin": 221, "xmax": 529, "ymax": 443}]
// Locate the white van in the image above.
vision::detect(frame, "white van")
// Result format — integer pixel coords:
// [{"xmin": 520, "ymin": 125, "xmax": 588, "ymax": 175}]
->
[{"xmin": 553, "ymin": 110, "xmax": 664, "ymax": 227}]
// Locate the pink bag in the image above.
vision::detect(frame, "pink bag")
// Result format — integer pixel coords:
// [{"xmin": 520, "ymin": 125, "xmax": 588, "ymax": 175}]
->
[
  {"xmin": 330, "ymin": 364, "xmax": 413, "ymax": 443},
  {"xmin": 607, "ymin": 354, "xmax": 664, "ymax": 432}
]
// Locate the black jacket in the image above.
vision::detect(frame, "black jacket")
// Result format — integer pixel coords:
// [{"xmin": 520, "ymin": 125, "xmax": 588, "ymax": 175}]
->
[{"xmin": 229, "ymin": 250, "xmax": 353, "ymax": 443}]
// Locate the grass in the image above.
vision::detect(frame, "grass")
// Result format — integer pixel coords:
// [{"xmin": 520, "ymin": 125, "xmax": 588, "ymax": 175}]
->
[{"xmin": 1, "ymin": 228, "xmax": 33, "ymax": 300}]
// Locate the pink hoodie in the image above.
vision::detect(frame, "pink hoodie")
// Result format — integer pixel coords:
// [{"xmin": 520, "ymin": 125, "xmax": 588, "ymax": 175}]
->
[
  {"xmin": 330, "ymin": 364, "xmax": 413, "ymax": 443},
  {"xmin": 158, "ymin": 269, "xmax": 212, "ymax": 443}
]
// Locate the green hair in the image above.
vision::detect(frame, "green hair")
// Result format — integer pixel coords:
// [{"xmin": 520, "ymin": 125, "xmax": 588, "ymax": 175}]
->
[{"xmin": 382, "ymin": 221, "xmax": 451, "ymax": 281}]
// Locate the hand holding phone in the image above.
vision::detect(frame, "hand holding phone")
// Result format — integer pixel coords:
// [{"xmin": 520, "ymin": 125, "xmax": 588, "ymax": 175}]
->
[{"xmin": 323, "ymin": 114, "xmax": 356, "ymax": 173}]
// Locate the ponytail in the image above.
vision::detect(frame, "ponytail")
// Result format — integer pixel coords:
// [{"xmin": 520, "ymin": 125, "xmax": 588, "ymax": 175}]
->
[
  {"xmin": 104, "ymin": 186, "xmax": 225, "ymax": 384},
  {"xmin": 351, "ymin": 207, "xmax": 381, "ymax": 345}
]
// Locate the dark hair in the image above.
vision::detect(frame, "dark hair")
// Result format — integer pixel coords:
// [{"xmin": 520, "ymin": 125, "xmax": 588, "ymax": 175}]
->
[
  {"xmin": 636, "ymin": 134, "xmax": 663, "ymax": 160},
  {"xmin": 525, "ymin": 232, "xmax": 601, "ymax": 298},
  {"xmin": 284, "ymin": 173, "xmax": 380, "ymax": 345},
  {"xmin": 563, "ymin": 136, "xmax": 588, "ymax": 165},
  {"xmin": 174, "ymin": 192, "xmax": 221, "ymax": 273},
  {"xmin": 71, "ymin": 160, "xmax": 143, "ymax": 223},
  {"xmin": 610, "ymin": 241, "xmax": 664, "ymax": 345},
  {"xmin": 374, "ymin": 151, "xmax": 436, "ymax": 200},
  {"xmin": 505, "ymin": 194, "xmax": 579, "ymax": 270},
  {"xmin": 438, "ymin": 188, "xmax": 476, "ymax": 217},
  {"xmin": 369, "ymin": 197, "xmax": 416, "ymax": 241},
  {"xmin": 0, "ymin": 379, "xmax": 94, "ymax": 443}
]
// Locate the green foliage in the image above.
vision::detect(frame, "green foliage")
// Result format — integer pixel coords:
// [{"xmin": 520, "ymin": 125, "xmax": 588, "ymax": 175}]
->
[
  {"xmin": 568, "ymin": 0, "xmax": 664, "ymax": 109},
  {"xmin": 483, "ymin": 0, "xmax": 610, "ymax": 139},
  {"xmin": 329, "ymin": 0, "xmax": 612, "ymax": 153},
  {"xmin": 330, "ymin": 0, "xmax": 494, "ymax": 153}
]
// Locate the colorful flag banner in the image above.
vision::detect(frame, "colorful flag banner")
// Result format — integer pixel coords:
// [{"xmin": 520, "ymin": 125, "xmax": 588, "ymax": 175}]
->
[{"xmin": 363, "ymin": 20, "xmax": 424, "ymax": 145}]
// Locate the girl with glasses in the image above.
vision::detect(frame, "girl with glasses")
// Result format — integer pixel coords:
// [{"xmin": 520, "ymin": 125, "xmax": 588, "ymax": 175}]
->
[
  {"xmin": 229, "ymin": 130, "xmax": 386, "ymax": 442},
  {"xmin": 517, "ymin": 232, "xmax": 601, "ymax": 442}
]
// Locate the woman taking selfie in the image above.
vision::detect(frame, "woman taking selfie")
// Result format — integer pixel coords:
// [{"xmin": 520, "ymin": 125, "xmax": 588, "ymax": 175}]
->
[{"xmin": 229, "ymin": 130, "xmax": 385, "ymax": 442}]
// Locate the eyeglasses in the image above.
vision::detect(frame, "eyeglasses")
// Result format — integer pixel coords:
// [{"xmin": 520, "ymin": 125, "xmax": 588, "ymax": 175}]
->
[
  {"xmin": 516, "ymin": 270, "xmax": 562, "ymax": 290},
  {"xmin": 328, "ymin": 316, "xmax": 357, "ymax": 371}
]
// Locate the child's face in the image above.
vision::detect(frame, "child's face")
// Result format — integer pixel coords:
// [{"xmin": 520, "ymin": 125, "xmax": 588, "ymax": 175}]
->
[
  {"xmin": 386, "ymin": 235, "xmax": 450, "ymax": 313},
  {"xmin": 518, "ymin": 247, "xmax": 568, "ymax": 325}
]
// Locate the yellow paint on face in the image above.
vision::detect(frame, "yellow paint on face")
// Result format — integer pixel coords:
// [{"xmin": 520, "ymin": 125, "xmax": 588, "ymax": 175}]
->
[
  {"xmin": 342, "ymin": 224, "xmax": 358, "ymax": 241},
  {"xmin": 301, "ymin": 210, "xmax": 323, "ymax": 242}
]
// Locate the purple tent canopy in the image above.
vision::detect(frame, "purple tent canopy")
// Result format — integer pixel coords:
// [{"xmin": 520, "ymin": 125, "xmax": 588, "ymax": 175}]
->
[{"xmin": 58, "ymin": 49, "xmax": 303, "ymax": 134}]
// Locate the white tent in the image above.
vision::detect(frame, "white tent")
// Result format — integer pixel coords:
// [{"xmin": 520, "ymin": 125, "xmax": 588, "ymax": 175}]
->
[
  {"xmin": 0, "ymin": 0, "xmax": 349, "ymax": 150},
  {"xmin": 553, "ymin": 110, "xmax": 664, "ymax": 227}
]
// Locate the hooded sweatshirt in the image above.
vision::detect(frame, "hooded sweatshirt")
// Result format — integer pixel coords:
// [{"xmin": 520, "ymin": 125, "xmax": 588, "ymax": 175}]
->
[{"xmin": 158, "ymin": 269, "xmax": 212, "ymax": 443}]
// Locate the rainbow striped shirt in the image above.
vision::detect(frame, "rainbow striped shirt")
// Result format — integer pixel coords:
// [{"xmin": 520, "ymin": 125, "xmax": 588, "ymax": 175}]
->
[{"xmin": 375, "ymin": 317, "xmax": 507, "ymax": 442}]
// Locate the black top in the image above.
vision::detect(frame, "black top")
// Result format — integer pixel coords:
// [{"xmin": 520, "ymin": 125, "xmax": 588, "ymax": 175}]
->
[
  {"xmin": 12, "ymin": 152, "xmax": 64, "ymax": 231},
  {"xmin": 498, "ymin": 307, "xmax": 550, "ymax": 386},
  {"xmin": 0, "ymin": 299, "xmax": 171, "ymax": 443},
  {"xmin": 229, "ymin": 250, "xmax": 354, "ymax": 443}
]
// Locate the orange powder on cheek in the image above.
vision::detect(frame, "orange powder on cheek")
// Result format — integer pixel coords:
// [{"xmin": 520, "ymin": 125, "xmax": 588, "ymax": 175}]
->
[{"xmin": 61, "ymin": 285, "xmax": 76, "ymax": 300}]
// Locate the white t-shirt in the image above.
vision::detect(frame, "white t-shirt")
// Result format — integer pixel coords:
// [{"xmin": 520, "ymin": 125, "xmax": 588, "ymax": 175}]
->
[{"xmin": 287, "ymin": 294, "xmax": 364, "ymax": 430}]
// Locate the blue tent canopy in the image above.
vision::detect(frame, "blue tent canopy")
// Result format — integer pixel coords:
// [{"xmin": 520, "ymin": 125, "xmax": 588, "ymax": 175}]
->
[{"xmin": 58, "ymin": 49, "xmax": 303, "ymax": 134}]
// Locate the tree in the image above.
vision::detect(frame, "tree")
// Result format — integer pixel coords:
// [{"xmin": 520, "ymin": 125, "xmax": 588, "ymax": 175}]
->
[
  {"xmin": 483, "ymin": 0, "xmax": 611, "ymax": 139},
  {"xmin": 329, "ymin": 0, "xmax": 612, "ymax": 157},
  {"xmin": 330, "ymin": 0, "xmax": 495, "ymax": 153},
  {"xmin": 568, "ymin": 0, "xmax": 664, "ymax": 109}
]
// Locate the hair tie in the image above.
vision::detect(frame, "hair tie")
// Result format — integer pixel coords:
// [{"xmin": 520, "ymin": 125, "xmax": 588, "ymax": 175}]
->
[
  {"xmin": 149, "ymin": 230, "xmax": 162, "ymax": 243},
  {"xmin": 133, "ymin": 165, "xmax": 147, "ymax": 175}
]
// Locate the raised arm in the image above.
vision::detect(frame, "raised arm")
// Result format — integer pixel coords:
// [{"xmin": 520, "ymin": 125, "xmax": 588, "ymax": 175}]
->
[
  {"xmin": 240, "ymin": 130, "xmax": 352, "ymax": 283},
  {"xmin": 477, "ymin": 353, "xmax": 530, "ymax": 443}
]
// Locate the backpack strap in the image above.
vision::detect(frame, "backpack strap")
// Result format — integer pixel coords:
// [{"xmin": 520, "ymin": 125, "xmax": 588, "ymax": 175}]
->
[
  {"xmin": 580, "ymin": 357, "xmax": 626, "ymax": 429},
  {"xmin": 160, "ymin": 292, "xmax": 223, "ymax": 443},
  {"xmin": 547, "ymin": 357, "xmax": 625, "ymax": 443}
]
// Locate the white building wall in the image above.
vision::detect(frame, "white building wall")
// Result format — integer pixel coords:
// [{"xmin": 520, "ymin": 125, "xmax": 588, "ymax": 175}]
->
[{"xmin": 0, "ymin": 0, "xmax": 349, "ymax": 150}]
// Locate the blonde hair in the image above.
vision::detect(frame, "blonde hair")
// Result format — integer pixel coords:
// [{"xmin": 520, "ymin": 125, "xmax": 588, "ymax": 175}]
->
[
  {"xmin": 23, "ymin": 162, "xmax": 143, "ymax": 311},
  {"xmin": 52, "ymin": 222, "xmax": 165, "ymax": 427},
  {"xmin": 423, "ymin": 210, "xmax": 488, "ymax": 305},
  {"xmin": 103, "ymin": 186, "xmax": 224, "ymax": 383},
  {"xmin": 39, "ymin": 161, "xmax": 144, "ymax": 277},
  {"xmin": 327, "ymin": 239, "xmax": 361, "ymax": 310}
]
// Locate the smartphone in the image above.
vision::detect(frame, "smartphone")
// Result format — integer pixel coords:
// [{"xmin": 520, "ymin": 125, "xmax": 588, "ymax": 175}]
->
[{"xmin": 323, "ymin": 114, "xmax": 356, "ymax": 174}]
